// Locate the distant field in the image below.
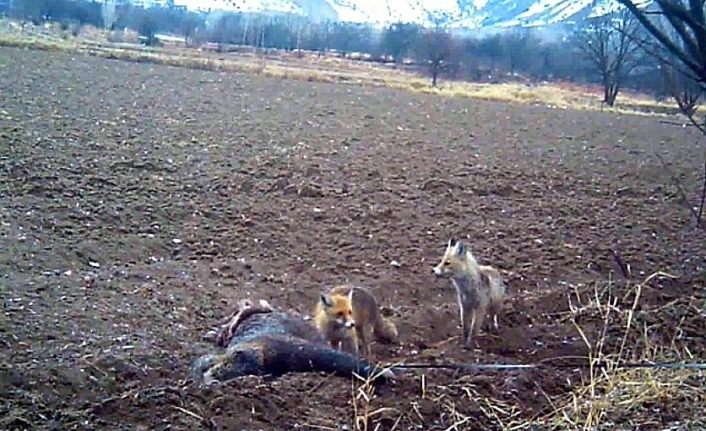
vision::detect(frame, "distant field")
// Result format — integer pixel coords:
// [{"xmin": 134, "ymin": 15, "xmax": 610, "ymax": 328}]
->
[
  {"xmin": 1, "ymin": 45, "xmax": 704, "ymax": 430},
  {"xmin": 0, "ymin": 18, "xmax": 695, "ymax": 118}
]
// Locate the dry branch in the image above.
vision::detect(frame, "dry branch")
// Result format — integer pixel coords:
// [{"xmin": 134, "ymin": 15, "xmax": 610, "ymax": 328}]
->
[
  {"xmin": 698, "ymin": 162, "xmax": 706, "ymax": 226},
  {"xmin": 616, "ymin": 0, "xmax": 706, "ymax": 229}
]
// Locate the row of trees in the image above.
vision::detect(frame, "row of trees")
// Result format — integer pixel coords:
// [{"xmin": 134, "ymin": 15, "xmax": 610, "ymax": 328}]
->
[
  {"xmin": 0, "ymin": 1, "xmax": 701, "ymax": 110},
  {"xmin": 0, "ymin": 2, "xmax": 651, "ymax": 100}
]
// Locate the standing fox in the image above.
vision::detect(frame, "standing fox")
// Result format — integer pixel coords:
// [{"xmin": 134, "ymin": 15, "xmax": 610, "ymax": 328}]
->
[
  {"xmin": 432, "ymin": 239, "xmax": 506, "ymax": 347},
  {"xmin": 314, "ymin": 284, "xmax": 398, "ymax": 358}
]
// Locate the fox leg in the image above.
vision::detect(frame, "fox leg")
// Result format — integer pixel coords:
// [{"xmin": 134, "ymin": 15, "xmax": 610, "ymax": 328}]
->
[
  {"xmin": 489, "ymin": 300, "xmax": 501, "ymax": 332},
  {"xmin": 341, "ymin": 335, "xmax": 359, "ymax": 358},
  {"xmin": 473, "ymin": 305, "xmax": 486, "ymax": 336},
  {"xmin": 457, "ymin": 294, "xmax": 469, "ymax": 343},
  {"xmin": 364, "ymin": 326, "xmax": 374, "ymax": 357},
  {"xmin": 464, "ymin": 308, "xmax": 476, "ymax": 347},
  {"xmin": 357, "ymin": 326, "xmax": 372, "ymax": 359},
  {"xmin": 351, "ymin": 338, "xmax": 360, "ymax": 358},
  {"xmin": 459, "ymin": 305, "xmax": 469, "ymax": 344}
]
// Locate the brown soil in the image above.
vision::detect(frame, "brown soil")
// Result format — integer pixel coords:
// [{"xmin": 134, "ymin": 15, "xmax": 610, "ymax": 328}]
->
[{"xmin": 1, "ymin": 46, "xmax": 704, "ymax": 430}]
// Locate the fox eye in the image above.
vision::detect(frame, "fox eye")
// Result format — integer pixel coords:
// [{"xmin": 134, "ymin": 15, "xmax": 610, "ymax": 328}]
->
[{"xmin": 443, "ymin": 261, "xmax": 451, "ymax": 266}]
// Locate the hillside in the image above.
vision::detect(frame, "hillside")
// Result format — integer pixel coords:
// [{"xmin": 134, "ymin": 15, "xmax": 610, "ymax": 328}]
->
[{"xmin": 174, "ymin": 0, "xmax": 638, "ymax": 28}]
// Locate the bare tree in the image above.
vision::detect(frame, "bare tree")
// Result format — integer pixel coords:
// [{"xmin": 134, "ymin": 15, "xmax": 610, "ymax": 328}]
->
[
  {"xmin": 616, "ymin": 0, "xmax": 706, "ymax": 227},
  {"xmin": 315, "ymin": 20, "xmax": 332, "ymax": 56},
  {"xmin": 616, "ymin": 0, "xmax": 706, "ymax": 86},
  {"xmin": 576, "ymin": 9, "xmax": 643, "ymax": 106},
  {"xmin": 417, "ymin": 26, "xmax": 456, "ymax": 87},
  {"xmin": 501, "ymin": 28, "xmax": 535, "ymax": 76},
  {"xmin": 291, "ymin": 15, "xmax": 305, "ymax": 55},
  {"xmin": 101, "ymin": 0, "xmax": 117, "ymax": 30},
  {"xmin": 381, "ymin": 22, "xmax": 421, "ymax": 65},
  {"xmin": 16, "ymin": 0, "xmax": 50, "ymax": 23},
  {"xmin": 662, "ymin": 59, "xmax": 701, "ymax": 117}
]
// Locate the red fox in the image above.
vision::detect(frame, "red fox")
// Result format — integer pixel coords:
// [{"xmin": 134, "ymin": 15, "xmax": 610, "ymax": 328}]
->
[
  {"xmin": 432, "ymin": 239, "xmax": 506, "ymax": 347},
  {"xmin": 314, "ymin": 284, "xmax": 398, "ymax": 358},
  {"xmin": 191, "ymin": 298, "xmax": 396, "ymax": 385}
]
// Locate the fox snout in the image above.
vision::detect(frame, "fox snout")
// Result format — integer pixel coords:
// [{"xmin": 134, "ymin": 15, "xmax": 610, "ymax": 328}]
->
[
  {"xmin": 337, "ymin": 318, "xmax": 355, "ymax": 329},
  {"xmin": 432, "ymin": 265, "xmax": 449, "ymax": 277}
]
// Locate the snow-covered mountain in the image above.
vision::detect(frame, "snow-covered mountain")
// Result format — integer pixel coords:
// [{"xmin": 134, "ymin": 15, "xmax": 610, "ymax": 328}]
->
[{"xmin": 172, "ymin": 0, "xmax": 635, "ymax": 28}]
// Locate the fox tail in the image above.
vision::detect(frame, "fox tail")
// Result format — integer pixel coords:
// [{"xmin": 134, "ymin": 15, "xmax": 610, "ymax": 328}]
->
[{"xmin": 373, "ymin": 315, "xmax": 398, "ymax": 344}]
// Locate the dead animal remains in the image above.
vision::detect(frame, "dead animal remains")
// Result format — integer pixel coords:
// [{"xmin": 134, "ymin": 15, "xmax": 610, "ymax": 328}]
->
[{"xmin": 190, "ymin": 298, "xmax": 396, "ymax": 385}]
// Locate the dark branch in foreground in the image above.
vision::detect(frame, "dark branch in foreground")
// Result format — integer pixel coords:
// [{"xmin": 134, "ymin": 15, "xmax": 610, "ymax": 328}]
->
[
  {"xmin": 698, "ymin": 162, "xmax": 706, "ymax": 226},
  {"xmin": 616, "ymin": 0, "xmax": 706, "ymax": 228}
]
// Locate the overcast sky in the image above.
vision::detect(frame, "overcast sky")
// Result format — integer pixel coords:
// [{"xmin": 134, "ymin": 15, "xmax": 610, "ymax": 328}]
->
[{"xmin": 174, "ymin": 0, "xmax": 233, "ymax": 9}]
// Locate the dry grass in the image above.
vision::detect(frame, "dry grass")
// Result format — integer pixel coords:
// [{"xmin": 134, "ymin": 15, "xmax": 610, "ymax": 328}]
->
[
  {"xmin": 346, "ymin": 271, "xmax": 705, "ymax": 430},
  {"xmin": 0, "ymin": 18, "xmax": 696, "ymax": 117},
  {"xmin": 530, "ymin": 272, "xmax": 706, "ymax": 430},
  {"xmin": 542, "ymin": 366, "xmax": 705, "ymax": 430},
  {"xmin": 349, "ymin": 363, "xmax": 526, "ymax": 431},
  {"xmin": 350, "ymin": 365, "xmax": 402, "ymax": 431}
]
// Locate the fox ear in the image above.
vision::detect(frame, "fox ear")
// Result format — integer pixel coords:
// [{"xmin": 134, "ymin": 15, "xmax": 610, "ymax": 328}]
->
[
  {"xmin": 320, "ymin": 293, "xmax": 333, "ymax": 308},
  {"xmin": 455, "ymin": 241, "xmax": 466, "ymax": 256},
  {"xmin": 447, "ymin": 238, "xmax": 455, "ymax": 250}
]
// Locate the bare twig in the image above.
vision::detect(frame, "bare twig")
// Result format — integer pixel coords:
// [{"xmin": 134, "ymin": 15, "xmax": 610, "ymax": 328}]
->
[
  {"xmin": 301, "ymin": 424, "xmax": 338, "ymax": 431},
  {"xmin": 383, "ymin": 360, "xmax": 706, "ymax": 371},
  {"xmin": 609, "ymin": 248, "xmax": 631, "ymax": 279},
  {"xmin": 306, "ymin": 372, "xmax": 335, "ymax": 395},
  {"xmin": 172, "ymin": 405, "xmax": 204, "ymax": 421},
  {"xmin": 698, "ymin": 162, "xmax": 706, "ymax": 226},
  {"xmin": 681, "ymin": 105, "xmax": 706, "ymax": 135},
  {"xmin": 658, "ymin": 119, "xmax": 697, "ymax": 127},
  {"xmin": 81, "ymin": 356, "xmax": 110, "ymax": 377}
]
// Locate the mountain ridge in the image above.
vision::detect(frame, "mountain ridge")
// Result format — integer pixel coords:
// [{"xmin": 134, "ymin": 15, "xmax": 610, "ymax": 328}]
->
[{"xmin": 173, "ymin": 0, "xmax": 635, "ymax": 28}]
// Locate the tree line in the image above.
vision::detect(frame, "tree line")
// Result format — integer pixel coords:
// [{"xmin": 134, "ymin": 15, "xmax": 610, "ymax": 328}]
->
[{"xmin": 0, "ymin": 0, "xmax": 699, "ymax": 109}]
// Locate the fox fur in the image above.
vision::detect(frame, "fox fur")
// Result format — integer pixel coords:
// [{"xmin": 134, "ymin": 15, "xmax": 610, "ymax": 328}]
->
[
  {"xmin": 191, "ymin": 298, "xmax": 395, "ymax": 386},
  {"xmin": 315, "ymin": 284, "xmax": 398, "ymax": 358},
  {"xmin": 432, "ymin": 239, "xmax": 506, "ymax": 347}
]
